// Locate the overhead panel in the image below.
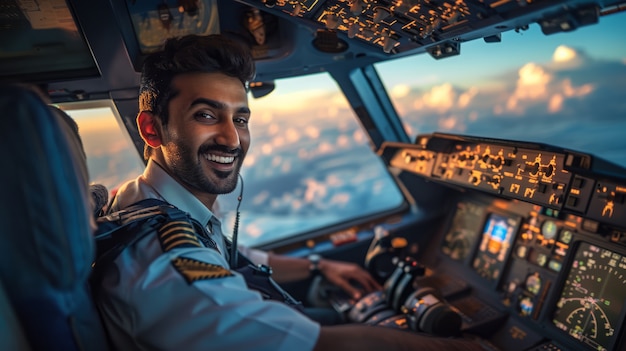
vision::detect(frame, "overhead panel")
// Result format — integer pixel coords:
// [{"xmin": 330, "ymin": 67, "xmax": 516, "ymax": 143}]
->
[
  {"xmin": 0, "ymin": 0, "xmax": 98, "ymax": 83},
  {"xmin": 124, "ymin": 0, "xmax": 220, "ymax": 54},
  {"xmin": 247, "ymin": 0, "xmax": 607, "ymax": 59}
]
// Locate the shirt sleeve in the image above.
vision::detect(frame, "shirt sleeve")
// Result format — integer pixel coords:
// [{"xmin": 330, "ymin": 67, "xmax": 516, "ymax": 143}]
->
[{"xmin": 97, "ymin": 236, "xmax": 320, "ymax": 351}]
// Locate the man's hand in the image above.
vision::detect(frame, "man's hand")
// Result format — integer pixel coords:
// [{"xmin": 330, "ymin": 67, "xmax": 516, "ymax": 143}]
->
[
  {"xmin": 265, "ymin": 251, "xmax": 382, "ymax": 298},
  {"xmin": 318, "ymin": 259, "xmax": 381, "ymax": 299}
]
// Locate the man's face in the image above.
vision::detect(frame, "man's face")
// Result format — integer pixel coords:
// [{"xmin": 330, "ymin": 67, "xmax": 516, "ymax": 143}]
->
[{"xmin": 159, "ymin": 72, "xmax": 250, "ymax": 196}]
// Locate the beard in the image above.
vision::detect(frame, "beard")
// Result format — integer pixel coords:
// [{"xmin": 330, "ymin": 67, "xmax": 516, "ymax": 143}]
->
[{"xmin": 164, "ymin": 138, "xmax": 242, "ymax": 195}]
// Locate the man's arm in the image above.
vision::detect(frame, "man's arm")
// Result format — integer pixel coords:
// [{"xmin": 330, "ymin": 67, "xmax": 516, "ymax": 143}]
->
[
  {"xmin": 265, "ymin": 252, "xmax": 309, "ymax": 281},
  {"xmin": 315, "ymin": 325, "xmax": 485, "ymax": 351},
  {"xmin": 266, "ymin": 252, "xmax": 381, "ymax": 299}
]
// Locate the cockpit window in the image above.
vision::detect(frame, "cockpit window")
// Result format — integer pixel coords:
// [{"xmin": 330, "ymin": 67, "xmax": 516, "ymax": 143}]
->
[
  {"xmin": 218, "ymin": 72, "xmax": 406, "ymax": 246},
  {"xmin": 59, "ymin": 100, "xmax": 145, "ymax": 193},
  {"xmin": 376, "ymin": 14, "xmax": 626, "ymax": 168},
  {"xmin": 60, "ymin": 74, "xmax": 406, "ymax": 247}
]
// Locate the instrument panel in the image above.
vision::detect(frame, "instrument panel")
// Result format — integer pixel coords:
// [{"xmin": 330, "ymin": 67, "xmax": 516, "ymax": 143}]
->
[
  {"xmin": 441, "ymin": 198, "xmax": 626, "ymax": 350},
  {"xmin": 552, "ymin": 242, "xmax": 626, "ymax": 351},
  {"xmin": 379, "ymin": 133, "xmax": 626, "ymax": 229},
  {"xmin": 354, "ymin": 133, "xmax": 626, "ymax": 350}
]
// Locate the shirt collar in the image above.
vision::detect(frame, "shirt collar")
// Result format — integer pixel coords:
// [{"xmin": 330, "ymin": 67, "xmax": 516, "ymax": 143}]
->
[{"xmin": 143, "ymin": 159, "xmax": 214, "ymax": 228}]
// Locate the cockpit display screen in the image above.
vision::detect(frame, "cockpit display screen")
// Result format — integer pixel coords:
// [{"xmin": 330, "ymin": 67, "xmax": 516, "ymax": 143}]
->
[
  {"xmin": 472, "ymin": 212, "xmax": 519, "ymax": 282},
  {"xmin": 552, "ymin": 242, "xmax": 626, "ymax": 351},
  {"xmin": 441, "ymin": 201, "xmax": 487, "ymax": 261}
]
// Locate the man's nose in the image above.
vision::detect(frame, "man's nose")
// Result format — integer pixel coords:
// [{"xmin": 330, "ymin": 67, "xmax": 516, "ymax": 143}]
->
[{"xmin": 215, "ymin": 119, "xmax": 240, "ymax": 149}]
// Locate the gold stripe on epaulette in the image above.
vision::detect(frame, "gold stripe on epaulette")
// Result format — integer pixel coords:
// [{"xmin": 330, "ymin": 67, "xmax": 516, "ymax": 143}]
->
[
  {"xmin": 161, "ymin": 232, "xmax": 197, "ymax": 244},
  {"xmin": 163, "ymin": 240, "xmax": 201, "ymax": 252},
  {"xmin": 161, "ymin": 221, "xmax": 195, "ymax": 235},
  {"xmin": 158, "ymin": 220, "xmax": 202, "ymax": 252},
  {"xmin": 171, "ymin": 257, "xmax": 233, "ymax": 284}
]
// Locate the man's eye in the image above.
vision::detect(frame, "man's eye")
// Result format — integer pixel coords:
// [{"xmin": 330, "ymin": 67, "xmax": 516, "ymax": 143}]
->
[
  {"xmin": 195, "ymin": 112, "xmax": 215, "ymax": 120},
  {"xmin": 234, "ymin": 117, "xmax": 249, "ymax": 125}
]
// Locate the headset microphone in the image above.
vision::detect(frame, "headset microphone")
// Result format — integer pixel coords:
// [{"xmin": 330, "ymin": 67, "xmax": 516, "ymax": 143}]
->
[{"xmin": 229, "ymin": 174, "xmax": 244, "ymax": 268}]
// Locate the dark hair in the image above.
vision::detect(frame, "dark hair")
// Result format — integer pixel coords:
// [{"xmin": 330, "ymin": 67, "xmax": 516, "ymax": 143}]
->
[{"xmin": 139, "ymin": 34, "xmax": 256, "ymax": 125}]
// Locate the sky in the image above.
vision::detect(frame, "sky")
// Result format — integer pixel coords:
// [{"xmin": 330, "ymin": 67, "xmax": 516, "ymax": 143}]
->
[
  {"xmin": 267, "ymin": 12, "xmax": 626, "ymax": 94},
  {"xmin": 376, "ymin": 12, "xmax": 626, "ymax": 88}
]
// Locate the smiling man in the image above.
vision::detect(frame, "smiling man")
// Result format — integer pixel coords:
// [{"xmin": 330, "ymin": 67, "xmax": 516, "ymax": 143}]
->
[{"xmin": 95, "ymin": 34, "xmax": 483, "ymax": 351}]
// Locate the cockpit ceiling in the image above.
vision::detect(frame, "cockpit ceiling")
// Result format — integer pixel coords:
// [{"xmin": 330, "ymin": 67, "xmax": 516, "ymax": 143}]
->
[
  {"xmin": 2, "ymin": 0, "xmax": 624, "ymax": 90},
  {"xmin": 240, "ymin": 0, "xmax": 622, "ymax": 59}
]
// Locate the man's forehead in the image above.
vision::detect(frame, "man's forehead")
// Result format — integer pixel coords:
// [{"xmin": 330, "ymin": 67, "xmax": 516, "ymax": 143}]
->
[
  {"xmin": 171, "ymin": 72, "xmax": 247, "ymax": 97},
  {"xmin": 172, "ymin": 72, "xmax": 246, "ymax": 90},
  {"xmin": 169, "ymin": 73, "xmax": 249, "ymax": 105}
]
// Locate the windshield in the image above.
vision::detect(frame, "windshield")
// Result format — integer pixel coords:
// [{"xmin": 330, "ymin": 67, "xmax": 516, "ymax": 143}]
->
[
  {"xmin": 219, "ymin": 73, "xmax": 405, "ymax": 246},
  {"xmin": 375, "ymin": 13, "xmax": 626, "ymax": 168}
]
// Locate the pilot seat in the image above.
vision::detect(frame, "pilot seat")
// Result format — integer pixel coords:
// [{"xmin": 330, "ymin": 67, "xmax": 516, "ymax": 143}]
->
[{"xmin": 0, "ymin": 84, "xmax": 110, "ymax": 351}]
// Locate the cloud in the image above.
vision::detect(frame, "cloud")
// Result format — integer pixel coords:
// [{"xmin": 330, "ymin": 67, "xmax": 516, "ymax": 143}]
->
[
  {"xmin": 395, "ymin": 45, "xmax": 625, "ymax": 139},
  {"xmin": 390, "ymin": 84, "xmax": 411, "ymax": 99},
  {"xmin": 505, "ymin": 63, "xmax": 551, "ymax": 112},
  {"xmin": 503, "ymin": 51, "xmax": 594, "ymax": 114},
  {"xmin": 422, "ymin": 83, "xmax": 456, "ymax": 112},
  {"xmin": 439, "ymin": 114, "xmax": 465, "ymax": 131},
  {"xmin": 548, "ymin": 94, "xmax": 563, "ymax": 113},
  {"xmin": 402, "ymin": 46, "xmax": 606, "ymax": 118},
  {"xmin": 458, "ymin": 87, "xmax": 478, "ymax": 108},
  {"xmin": 553, "ymin": 45, "xmax": 577, "ymax": 63},
  {"xmin": 549, "ymin": 45, "xmax": 592, "ymax": 69}
]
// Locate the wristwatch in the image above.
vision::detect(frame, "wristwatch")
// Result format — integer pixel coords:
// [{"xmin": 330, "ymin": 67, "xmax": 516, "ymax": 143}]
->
[{"xmin": 308, "ymin": 254, "xmax": 322, "ymax": 276}]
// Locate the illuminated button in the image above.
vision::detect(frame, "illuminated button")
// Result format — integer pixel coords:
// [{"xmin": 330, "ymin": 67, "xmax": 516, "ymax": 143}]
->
[
  {"xmin": 516, "ymin": 245, "xmax": 528, "ymax": 258},
  {"xmin": 559, "ymin": 229, "xmax": 573, "ymax": 244},
  {"xmin": 506, "ymin": 281, "xmax": 517, "ymax": 294},
  {"xmin": 525, "ymin": 273, "xmax": 542, "ymax": 295},
  {"xmin": 519, "ymin": 297, "xmax": 534, "ymax": 317},
  {"xmin": 391, "ymin": 237, "xmax": 408, "ymax": 249},
  {"xmin": 535, "ymin": 253, "xmax": 548, "ymax": 267},
  {"xmin": 548, "ymin": 259, "xmax": 562, "ymax": 272},
  {"xmin": 541, "ymin": 220, "xmax": 558, "ymax": 240},
  {"xmin": 527, "ymin": 162, "xmax": 540, "ymax": 176}
]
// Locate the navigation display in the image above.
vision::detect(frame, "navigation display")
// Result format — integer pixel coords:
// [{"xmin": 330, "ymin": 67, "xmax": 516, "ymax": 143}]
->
[
  {"xmin": 472, "ymin": 213, "xmax": 519, "ymax": 282},
  {"xmin": 441, "ymin": 201, "xmax": 486, "ymax": 261},
  {"xmin": 552, "ymin": 242, "xmax": 626, "ymax": 351}
]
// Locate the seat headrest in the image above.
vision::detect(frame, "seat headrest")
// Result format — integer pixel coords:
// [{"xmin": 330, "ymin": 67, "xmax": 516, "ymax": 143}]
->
[{"xmin": 0, "ymin": 84, "xmax": 94, "ymax": 295}]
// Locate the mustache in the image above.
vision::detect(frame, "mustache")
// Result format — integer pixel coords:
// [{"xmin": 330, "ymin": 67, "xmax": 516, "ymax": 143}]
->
[{"xmin": 198, "ymin": 144, "xmax": 243, "ymax": 157}]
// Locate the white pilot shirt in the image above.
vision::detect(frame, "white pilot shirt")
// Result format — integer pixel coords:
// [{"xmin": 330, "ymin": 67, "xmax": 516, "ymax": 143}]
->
[{"xmin": 96, "ymin": 159, "xmax": 320, "ymax": 351}]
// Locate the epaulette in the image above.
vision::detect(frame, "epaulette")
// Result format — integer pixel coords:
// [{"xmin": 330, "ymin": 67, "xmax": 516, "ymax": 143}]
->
[
  {"xmin": 91, "ymin": 199, "xmax": 214, "ymax": 286},
  {"xmin": 171, "ymin": 257, "xmax": 234, "ymax": 284},
  {"xmin": 158, "ymin": 219, "xmax": 202, "ymax": 252}
]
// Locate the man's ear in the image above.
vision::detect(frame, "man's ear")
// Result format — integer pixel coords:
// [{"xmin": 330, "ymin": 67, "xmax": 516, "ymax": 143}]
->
[{"xmin": 137, "ymin": 111, "xmax": 162, "ymax": 148}]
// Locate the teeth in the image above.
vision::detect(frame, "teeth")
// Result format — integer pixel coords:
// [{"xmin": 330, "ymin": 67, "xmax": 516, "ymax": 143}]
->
[{"xmin": 205, "ymin": 154, "xmax": 235, "ymax": 164}]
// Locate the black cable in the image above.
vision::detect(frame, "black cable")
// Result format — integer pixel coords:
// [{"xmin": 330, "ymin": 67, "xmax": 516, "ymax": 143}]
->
[{"xmin": 230, "ymin": 174, "xmax": 244, "ymax": 268}]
